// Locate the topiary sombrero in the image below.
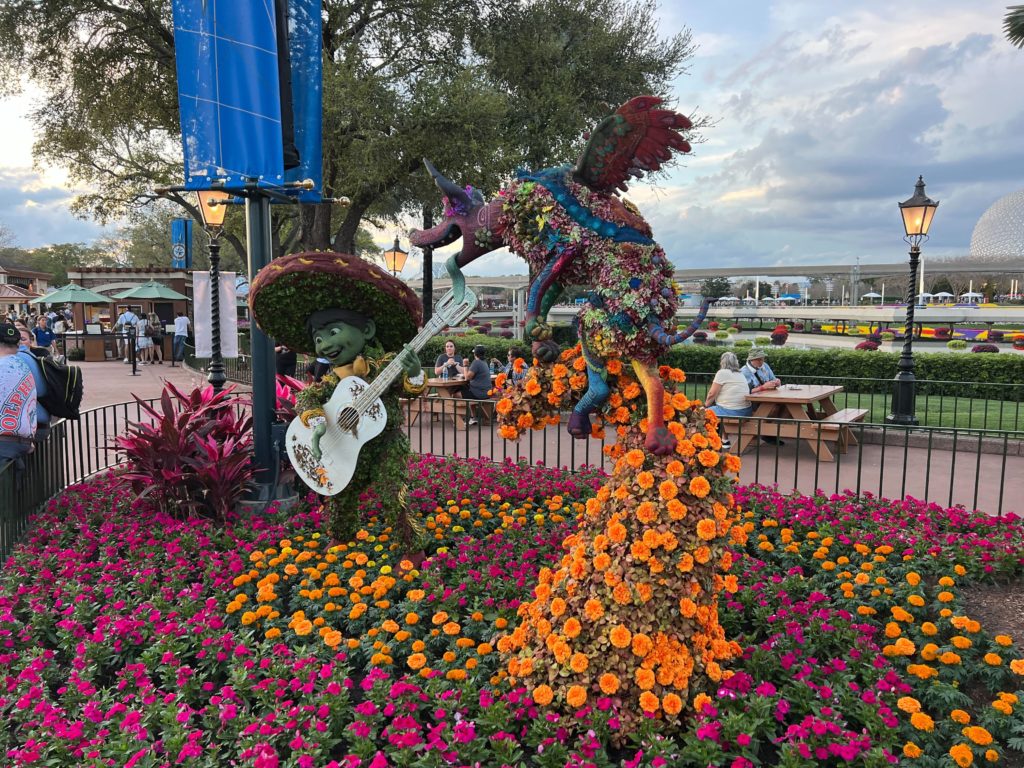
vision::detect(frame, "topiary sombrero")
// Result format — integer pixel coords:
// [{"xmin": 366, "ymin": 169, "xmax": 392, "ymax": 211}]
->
[{"xmin": 249, "ymin": 252, "xmax": 422, "ymax": 355}]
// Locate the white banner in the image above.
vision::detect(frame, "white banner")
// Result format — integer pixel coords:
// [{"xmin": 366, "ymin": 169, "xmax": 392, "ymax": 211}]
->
[{"xmin": 193, "ymin": 271, "xmax": 239, "ymax": 358}]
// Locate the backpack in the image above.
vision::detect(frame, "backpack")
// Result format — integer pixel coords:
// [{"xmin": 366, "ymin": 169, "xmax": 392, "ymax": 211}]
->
[{"xmin": 24, "ymin": 349, "xmax": 83, "ymax": 420}]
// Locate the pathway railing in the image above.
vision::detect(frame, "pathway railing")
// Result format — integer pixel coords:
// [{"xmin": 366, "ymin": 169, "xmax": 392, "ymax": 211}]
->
[{"xmin": 3, "ymin": 392, "xmax": 1022, "ymax": 563}]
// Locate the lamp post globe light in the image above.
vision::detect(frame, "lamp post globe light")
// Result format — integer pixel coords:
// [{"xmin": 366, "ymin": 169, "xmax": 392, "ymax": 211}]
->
[
  {"xmin": 197, "ymin": 189, "xmax": 230, "ymax": 393},
  {"xmin": 382, "ymin": 236, "xmax": 409, "ymax": 278},
  {"xmin": 886, "ymin": 176, "xmax": 939, "ymax": 426}
]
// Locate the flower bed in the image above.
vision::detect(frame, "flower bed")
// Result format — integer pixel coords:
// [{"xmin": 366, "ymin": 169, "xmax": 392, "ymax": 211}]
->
[{"xmin": 1, "ymin": 464, "xmax": 1023, "ymax": 766}]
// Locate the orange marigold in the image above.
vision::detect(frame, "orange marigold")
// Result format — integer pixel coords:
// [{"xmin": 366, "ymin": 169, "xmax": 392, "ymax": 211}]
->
[
  {"xmin": 662, "ymin": 693, "xmax": 683, "ymax": 715},
  {"xmin": 584, "ymin": 599, "xmax": 604, "ymax": 621},
  {"xmin": 594, "ymin": 552, "xmax": 612, "ymax": 571},
  {"xmin": 496, "ymin": 399, "xmax": 513, "ymax": 415},
  {"xmin": 639, "ymin": 691, "xmax": 660, "ymax": 713},
  {"xmin": 608, "ymin": 521, "xmax": 627, "ymax": 543},
  {"xmin": 569, "ymin": 653, "xmax": 589, "ymax": 673},
  {"xmin": 689, "ymin": 476, "xmax": 711, "ymax": 498},
  {"xmin": 532, "ymin": 685, "xmax": 554, "ymax": 706},
  {"xmin": 667, "ymin": 499, "xmax": 687, "ymax": 520},
  {"xmin": 697, "ymin": 449, "xmax": 720, "ymax": 467},
  {"xmin": 599, "ymin": 673, "xmax": 620, "ymax": 694},
  {"xmin": 635, "ymin": 501, "xmax": 657, "ymax": 524},
  {"xmin": 566, "ymin": 685, "xmax": 587, "ymax": 708},
  {"xmin": 659, "ymin": 480, "xmax": 678, "ymax": 500},
  {"xmin": 609, "ymin": 624, "xmax": 632, "ymax": 648},
  {"xmin": 631, "ymin": 633, "xmax": 653, "ymax": 657},
  {"xmin": 637, "ymin": 472, "xmax": 654, "ymax": 489},
  {"xmin": 625, "ymin": 449, "xmax": 645, "ymax": 469},
  {"xmin": 407, "ymin": 653, "xmax": 427, "ymax": 670},
  {"xmin": 696, "ymin": 518, "xmax": 717, "ymax": 541},
  {"xmin": 563, "ymin": 618, "xmax": 582, "ymax": 639}
]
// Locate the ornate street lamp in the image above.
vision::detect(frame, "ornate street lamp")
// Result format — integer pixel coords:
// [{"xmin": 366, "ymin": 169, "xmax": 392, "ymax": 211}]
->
[
  {"xmin": 887, "ymin": 176, "xmax": 939, "ymax": 426},
  {"xmin": 382, "ymin": 236, "xmax": 409, "ymax": 277},
  {"xmin": 824, "ymin": 277, "xmax": 834, "ymax": 306},
  {"xmin": 196, "ymin": 189, "xmax": 230, "ymax": 393}
]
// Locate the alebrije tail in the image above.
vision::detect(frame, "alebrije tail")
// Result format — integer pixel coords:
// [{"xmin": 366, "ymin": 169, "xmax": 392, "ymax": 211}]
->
[{"xmin": 649, "ymin": 297, "xmax": 716, "ymax": 345}]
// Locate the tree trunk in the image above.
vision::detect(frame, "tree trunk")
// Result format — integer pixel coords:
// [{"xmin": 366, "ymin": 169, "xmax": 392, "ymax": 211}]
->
[
  {"xmin": 332, "ymin": 200, "xmax": 370, "ymax": 254},
  {"xmin": 299, "ymin": 202, "xmax": 335, "ymax": 252}
]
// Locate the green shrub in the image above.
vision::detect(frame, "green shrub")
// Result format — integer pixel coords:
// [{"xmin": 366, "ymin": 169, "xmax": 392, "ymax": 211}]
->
[
  {"xmin": 664, "ymin": 346, "xmax": 1024, "ymax": 400},
  {"xmin": 947, "ymin": 340, "xmax": 967, "ymax": 350},
  {"xmin": 755, "ymin": 336, "xmax": 772, "ymax": 345},
  {"xmin": 880, "ymin": 332, "xmax": 895, "ymax": 341},
  {"xmin": 733, "ymin": 339, "xmax": 753, "ymax": 349},
  {"xmin": 420, "ymin": 335, "xmax": 521, "ymax": 367},
  {"xmin": 714, "ymin": 331, "xmax": 730, "ymax": 340},
  {"xmin": 65, "ymin": 346, "xmax": 86, "ymax": 361}
]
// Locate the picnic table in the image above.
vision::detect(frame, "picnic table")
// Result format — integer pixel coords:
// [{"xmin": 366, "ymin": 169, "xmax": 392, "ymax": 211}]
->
[
  {"xmin": 405, "ymin": 377, "xmax": 495, "ymax": 429},
  {"xmin": 727, "ymin": 384, "xmax": 867, "ymax": 461}
]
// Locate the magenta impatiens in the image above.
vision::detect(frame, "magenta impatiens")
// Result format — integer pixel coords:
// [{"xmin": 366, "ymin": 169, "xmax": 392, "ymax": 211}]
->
[{"xmin": 0, "ymin": 459, "xmax": 1022, "ymax": 766}]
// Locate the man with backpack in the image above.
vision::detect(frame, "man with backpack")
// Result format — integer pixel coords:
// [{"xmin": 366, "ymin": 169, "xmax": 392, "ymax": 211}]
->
[
  {"xmin": 115, "ymin": 307, "xmax": 139, "ymax": 363},
  {"xmin": 16, "ymin": 326, "xmax": 49, "ymax": 441},
  {"xmin": 0, "ymin": 323, "xmax": 37, "ymax": 468},
  {"xmin": 15, "ymin": 321, "xmax": 83, "ymax": 425}
]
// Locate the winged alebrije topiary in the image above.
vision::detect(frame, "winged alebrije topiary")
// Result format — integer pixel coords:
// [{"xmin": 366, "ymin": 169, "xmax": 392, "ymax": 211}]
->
[{"xmin": 411, "ymin": 96, "xmax": 713, "ymax": 457}]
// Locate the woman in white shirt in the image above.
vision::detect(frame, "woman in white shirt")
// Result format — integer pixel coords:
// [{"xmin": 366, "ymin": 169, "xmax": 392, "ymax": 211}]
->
[{"xmin": 705, "ymin": 351, "xmax": 752, "ymax": 450}]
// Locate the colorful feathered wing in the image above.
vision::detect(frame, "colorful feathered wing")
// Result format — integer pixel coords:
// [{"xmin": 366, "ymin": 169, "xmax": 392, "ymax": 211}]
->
[{"xmin": 573, "ymin": 96, "xmax": 692, "ymax": 194}]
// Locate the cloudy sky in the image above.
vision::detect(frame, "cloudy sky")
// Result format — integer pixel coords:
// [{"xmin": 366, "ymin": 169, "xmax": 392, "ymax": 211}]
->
[{"xmin": 0, "ymin": 0, "xmax": 1021, "ymax": 278}]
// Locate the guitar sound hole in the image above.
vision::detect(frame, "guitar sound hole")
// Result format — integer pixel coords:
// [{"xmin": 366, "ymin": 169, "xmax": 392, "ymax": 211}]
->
[{"xmin": 337, "ymin": 407, "xmax": 360, "ymax": 434}]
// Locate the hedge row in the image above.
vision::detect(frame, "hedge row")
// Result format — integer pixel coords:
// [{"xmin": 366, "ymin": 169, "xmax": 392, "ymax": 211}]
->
[
  {"xmin": 663, "ymin": 346, "xmax": 1024, "ymax": 400},
  {"xmin": 419, "ymin": 335, "xmax": 1024, "ymax": 400}
]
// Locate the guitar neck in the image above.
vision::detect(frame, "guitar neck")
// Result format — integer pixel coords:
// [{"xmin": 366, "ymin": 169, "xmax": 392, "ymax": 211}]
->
[{"xmin": 352, "ymin": 291, "xmax": 475, "ymax": 411}]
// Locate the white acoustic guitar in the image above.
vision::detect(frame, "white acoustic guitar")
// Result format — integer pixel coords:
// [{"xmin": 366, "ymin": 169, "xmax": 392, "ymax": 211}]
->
[{"xmin": 286, "ymin": 287, "xmax": 478, "ymax": 495}]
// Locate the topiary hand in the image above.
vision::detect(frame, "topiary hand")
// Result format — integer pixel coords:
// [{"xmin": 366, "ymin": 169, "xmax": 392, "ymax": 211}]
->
[
  {"xmin": 400, "ymin": 344, "xmax": 422, "ymax": 377},
  {"xmin": 311, "ymin": 423, "xmax": 327, "ymax": 460}
]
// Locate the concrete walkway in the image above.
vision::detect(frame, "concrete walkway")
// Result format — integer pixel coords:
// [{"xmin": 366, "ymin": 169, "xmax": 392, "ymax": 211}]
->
[{"xmin": 78, "ymin": 359, "xmax": 225, "ymax": 410}]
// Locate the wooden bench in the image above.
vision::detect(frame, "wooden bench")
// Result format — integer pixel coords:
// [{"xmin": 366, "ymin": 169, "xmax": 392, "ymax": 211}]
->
[
  {"xmin": 819, "ymin": 408, "xmax": 868, "ymax": 452},
  {"xmin": 718, "ymin": 414, "xmax": 862, "ymax": 460}
]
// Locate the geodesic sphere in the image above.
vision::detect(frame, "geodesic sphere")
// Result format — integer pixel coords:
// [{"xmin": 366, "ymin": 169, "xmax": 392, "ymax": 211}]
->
[{"xmin": 969, "ymin": 190, "xmax": 1024, "ymax": 259}]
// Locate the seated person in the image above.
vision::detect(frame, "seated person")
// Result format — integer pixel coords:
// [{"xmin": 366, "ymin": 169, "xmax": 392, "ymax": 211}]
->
[
  {"xmin": 0, "ymin": 323, "xmax": 37, "ymax": 467},
  {"xmin": 461, "ymin": 345, "xmax": 492, "ymax": 425},
  {"xmin": 741, "ymin": 348, "xmax": 785, "ymax": 445},
  {"xmin": 742, "ymin": 348, "xmax": 781, "ymax": 392},
  {"xmin": 704, "ymin": 351, "xmax": 752, "ymax": 451},
  {"xmin": 434, "ymin": 339, "xmax": 463, "ymax": 379},
  {"xmin": 501, "ymin": 346, "xmax": 528, "ymax": 383}
]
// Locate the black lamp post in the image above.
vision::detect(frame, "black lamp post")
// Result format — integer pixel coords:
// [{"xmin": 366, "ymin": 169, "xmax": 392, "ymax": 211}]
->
[
  {"xmin": 382, "ymin": 236, "xmax": 409, "ymax": 278},
  {"xmin": 197, "ymin": 190, "xmax": 230, "ymax": 393},
  {"xmin": 887, "ymin": 176, "xmax": 939, "ymax": 426}
]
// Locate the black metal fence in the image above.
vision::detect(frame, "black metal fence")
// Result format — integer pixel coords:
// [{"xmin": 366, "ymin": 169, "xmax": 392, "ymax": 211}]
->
[{"xmin": 3, "ymin": 390, "xmax": 1022, "ymax": 563}]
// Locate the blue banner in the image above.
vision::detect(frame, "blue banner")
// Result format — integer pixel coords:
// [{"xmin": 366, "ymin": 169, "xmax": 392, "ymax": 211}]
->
[
  {"xmin": 173, "ymin": 0, "xmax": 286, "ymax": 190},
  {"xmin": 172, "ymin": 0, "xmax": 322, "ymax": 200},
  {"xmin": 283, "ymin": 0, "xmax": 323, "ymax": 203},
  {"xmin": 171, "ymin": 218, "xmax": 193, "ymax": 268}
]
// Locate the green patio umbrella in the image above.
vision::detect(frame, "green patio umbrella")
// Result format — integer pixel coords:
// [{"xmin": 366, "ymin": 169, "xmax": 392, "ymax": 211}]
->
[
  {"xmin": 29, "ymin": 283, "xmax": 112, "ymax": 305},
  {"xmin": 112, "ymin": 281, "xmax": 190, "ymax": 301}
]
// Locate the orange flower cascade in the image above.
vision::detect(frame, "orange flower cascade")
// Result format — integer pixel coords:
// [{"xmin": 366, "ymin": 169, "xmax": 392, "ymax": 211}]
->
[{"xmin": 496, "ymin": 352, "xmax": 744, "ymax": 738}]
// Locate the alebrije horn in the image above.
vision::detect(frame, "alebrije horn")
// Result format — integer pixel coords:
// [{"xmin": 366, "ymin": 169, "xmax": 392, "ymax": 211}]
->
[{"xmin": 423, "ymin": 159, "xmax": 472, "ymax": 209}]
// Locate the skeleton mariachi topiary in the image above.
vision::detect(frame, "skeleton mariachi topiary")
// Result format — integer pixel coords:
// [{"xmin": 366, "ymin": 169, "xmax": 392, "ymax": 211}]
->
[{"xmin": 248, "ymin": 252, "xmax": 427, "ymax": 546}]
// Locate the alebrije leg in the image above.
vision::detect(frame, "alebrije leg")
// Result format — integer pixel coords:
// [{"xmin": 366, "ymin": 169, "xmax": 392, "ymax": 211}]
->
[
  {"xmin": 569, "ymin": 332, "xmax": 610, "ymax": 438},
  {"xmin": 632, "ymin": 358, "xmax": 676, "ymax": 455}
]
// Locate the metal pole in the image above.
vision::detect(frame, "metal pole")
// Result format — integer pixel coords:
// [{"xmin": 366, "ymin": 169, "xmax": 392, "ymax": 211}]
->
[
  {"xmin": 422, "ymin": 206, "xmax": 434, "ymax": 324},
  {"xmin": 246, "ymin": 194, "xmax": 278, "ymax": 493},
  {"xmin": 887, "ymin": 244, "xmax": 920, "ymax": 425},
  {"xmin": 128, "ymin": 325, "xmax": 138, "ymax": 376},
  {"xmin": 207, "ymin": 236, "xmax": 226, "ymax": 393}
]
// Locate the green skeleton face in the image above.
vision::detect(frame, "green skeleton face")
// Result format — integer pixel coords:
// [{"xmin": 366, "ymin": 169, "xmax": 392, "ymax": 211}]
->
[{"xmin": 312, "ymin": 319, "xmax": 376, "ymax": 365}]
